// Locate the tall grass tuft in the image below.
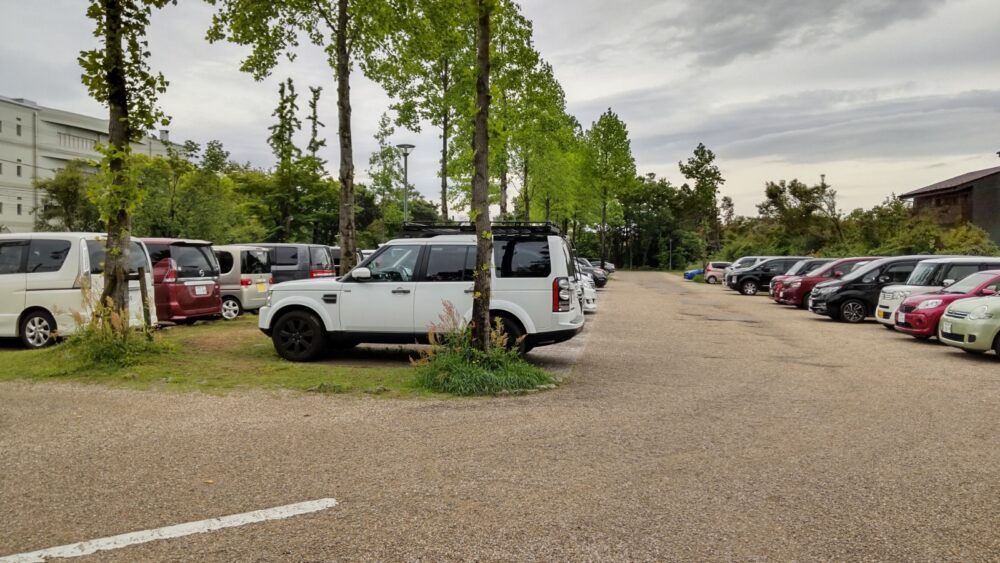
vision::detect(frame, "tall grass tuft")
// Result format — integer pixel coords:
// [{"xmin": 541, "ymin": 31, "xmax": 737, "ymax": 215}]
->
[
  {"xmin": 413, "ymin": 301, "xmax": 552, "ymax": 396},
  {"xmin": 64, "ymin": 284, "xmax": 168, "ymax": 368}
]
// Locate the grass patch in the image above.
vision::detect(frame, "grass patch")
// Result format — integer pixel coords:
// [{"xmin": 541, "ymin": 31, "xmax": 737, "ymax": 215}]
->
[
  {"xmin": 692, "ymin": 274, "xmax": 705, "ymax": 283},
  {"xmin": 0, "ymin": 316, "xmax": 428, "ymax": 398}
]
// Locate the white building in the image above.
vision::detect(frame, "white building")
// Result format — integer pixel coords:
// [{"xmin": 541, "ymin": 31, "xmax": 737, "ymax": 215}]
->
[{"xmin": 0, "ymin": 95, "xmax": 172, "ymax": 233}]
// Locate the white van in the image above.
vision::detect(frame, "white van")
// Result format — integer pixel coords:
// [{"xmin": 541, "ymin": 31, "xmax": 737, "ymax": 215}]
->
[
  {"xmin": 875, "ymin": 256, "xmax": 1000, "ymax": 327},
  {"xmin": 258, "ymin": 223, "xmax": 585, "ymax": 361},
  {"xmin": 0, "ymin": 233, "xmax": 157, "ymax": 348}
]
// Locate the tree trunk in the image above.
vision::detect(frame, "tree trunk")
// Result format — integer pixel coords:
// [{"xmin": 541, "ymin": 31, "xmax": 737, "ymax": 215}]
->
[
  {"xmin": 471, "ymin": 0, "xmax": 493, "ymax": 352},
  {"xmin": 440, "ymin": 57, "xmax": 450, "ymax": 221},
  {"xmin": 100, "ymin": 0, "xmax": 131, "ymax": 320},
  {"xmin": 335, "ymin": 0, "xmax": 357, "ymax": 271},
  {"xmin": 600, "ymin": 184, "xmax": 608, "ymax": 269},
  {"xmin": 521, "ymin": 157, "xmax": 529, "ymax": 221},
  {"xmin": 544, "ymin": 196, "xmax": 550, "ymax": 222},
  {"xmin": 499, "ymin": 164, "xmax": 508, "ymax": 218}
]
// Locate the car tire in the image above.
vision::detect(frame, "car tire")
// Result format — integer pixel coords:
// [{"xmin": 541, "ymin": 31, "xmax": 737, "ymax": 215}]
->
[
  {"xmin": 221, "ymin": 297, "xmax": 242, "ymax": 320},
  {"xmin": 706, "ymin": 276, "xmax": 717, "ymax": 284},
  {"xmin": 272, "ymin": 310, "xmax": 326, "ymax": 362},
  {"xmin": 740, "ymin": 280, "xmax": 759, "ymax": 296},
  {"xmin": 492, "ymin": 314, "xmax": 527, "ymax": 355},
  {"xmin": 839, "ymin": 299, "xmax": 867, "ymax": 323},
  {"xmin": 20, "ymin": 310, "xmax": 56, "ymax": 349}
]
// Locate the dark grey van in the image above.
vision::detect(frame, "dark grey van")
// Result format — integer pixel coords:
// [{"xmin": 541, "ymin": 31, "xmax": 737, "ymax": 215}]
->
[{"xmin": 253, "ymin": 243, "xmax": 335, "ymax": 284}]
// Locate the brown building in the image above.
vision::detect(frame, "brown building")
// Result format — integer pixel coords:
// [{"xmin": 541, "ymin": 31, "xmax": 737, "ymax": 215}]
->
[{"xmin": 900, "ymin": 165, "xmax": 1000, "ymax": 243}]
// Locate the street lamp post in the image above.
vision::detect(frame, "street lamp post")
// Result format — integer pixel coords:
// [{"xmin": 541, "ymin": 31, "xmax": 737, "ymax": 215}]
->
[{"xmin": 396, "ymin": 143, "xmax": 415, "ymax": 223}]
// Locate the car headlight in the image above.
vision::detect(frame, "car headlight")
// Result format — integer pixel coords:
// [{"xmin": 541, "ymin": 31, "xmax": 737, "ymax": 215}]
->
[
  {"xmin": 968, "ymin": 305, "xmax": 993, "ymax": 320},
  {"xmin": 265, "ymin": 290, "xmax": 273, "ymax": 307},
  {"xmin": 915, "ymin": 299, "xmax": 942, "ymax": 310},
  {"xmin": 790, "ymin": 282, "xmax": 801, "ymax": 288}
]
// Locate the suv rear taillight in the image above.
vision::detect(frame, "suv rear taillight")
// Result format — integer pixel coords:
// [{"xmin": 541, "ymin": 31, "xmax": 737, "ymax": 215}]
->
[
  {"xmin": 240, "ymin": 278, "xmax": 253, "ymax": 287},
  {"xmin": 552, "ymin": 277, "xmax": 572, "ymax": 312},
  {"xmin": 310, "ymin": 269, "xmax": 334, "ymax": 278},
  {"xmin": 163, "ymin": 259, "xmax": 178, "ymax": 283}
]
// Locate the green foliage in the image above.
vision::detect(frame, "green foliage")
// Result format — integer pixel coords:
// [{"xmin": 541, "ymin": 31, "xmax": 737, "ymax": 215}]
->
[
  {"xmin": 413, "ymin": 303, "xmax": 551, "ymax": 396},
  {"xmin": 33, "ymin": 161, "xmax": 103, "ymax": 232},
  {"xmin": 692, "ymin": 274, "xmax": 705, "ymax": 283}
]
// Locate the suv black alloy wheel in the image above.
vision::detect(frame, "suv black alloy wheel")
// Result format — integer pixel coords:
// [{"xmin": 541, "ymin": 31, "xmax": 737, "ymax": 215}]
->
[{"xmin": 273, "ymin": 310, "xmax": 326, "ymax": 361}]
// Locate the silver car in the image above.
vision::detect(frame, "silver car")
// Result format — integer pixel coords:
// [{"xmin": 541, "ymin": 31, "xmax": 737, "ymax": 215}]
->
[{"xmin": 213, "ymin": 245, "xmax": 272, "ymax": 320}]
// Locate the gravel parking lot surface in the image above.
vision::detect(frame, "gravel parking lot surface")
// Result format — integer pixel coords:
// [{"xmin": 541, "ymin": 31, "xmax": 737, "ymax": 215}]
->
[{"xmin": 2, "ymin": 271, "xmax": 999, "ymax": 561}]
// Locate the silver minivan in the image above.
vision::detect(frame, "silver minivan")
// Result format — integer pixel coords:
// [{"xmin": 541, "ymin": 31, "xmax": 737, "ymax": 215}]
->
[{"xmin": 213, "ymin": 245, "xmax": 272, "ymax": 320}]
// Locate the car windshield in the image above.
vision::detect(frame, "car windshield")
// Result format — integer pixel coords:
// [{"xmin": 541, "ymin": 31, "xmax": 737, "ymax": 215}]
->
[
  {"xmin": 944, "ymin": 272, "xmax": 993, "ymax": 294},
  {"xmin": 805, "ymin": 263, "xmax": 832, "ymax": 276},
  {"xmin": 905, "ymin": 262, "xmax": 944, "ymax": 286},
  {"xmin": 786, "ymin": 260, "xmax": 811, "ymax": 275},
  {"xmin": 840, "ymin": 259, "xmax": 887, "ymax": 282},
  {"xmin": 734, "ymin": 258, "xmax": 756, "ymax": 268}
]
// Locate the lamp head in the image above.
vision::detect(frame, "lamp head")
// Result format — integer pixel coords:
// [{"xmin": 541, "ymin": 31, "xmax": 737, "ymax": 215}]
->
[{"xmin": 396, "ymin": 143, "xmax": 415, "ymax": 156}]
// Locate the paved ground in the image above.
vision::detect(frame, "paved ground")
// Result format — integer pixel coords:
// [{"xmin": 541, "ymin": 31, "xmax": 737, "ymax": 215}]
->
[{"xmin": 2, "ymin": 271, "xmax": 999, "ymax": 561}]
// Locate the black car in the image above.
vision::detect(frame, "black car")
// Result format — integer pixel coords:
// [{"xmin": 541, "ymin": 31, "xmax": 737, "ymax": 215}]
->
[
  {"xmin": 807, "ymin": 255, "xmax": 930, "ymax": 323},
  {"xmin": 252, "ymin": 243, "xmax": 335, "ymax": 283},
  {"xmin": 576, "ymin": 259, "xmax": 608, "ymax": 288},
  {"xmin": 729, "ymin": 257, "xmax": 810, "ymax": 295}
]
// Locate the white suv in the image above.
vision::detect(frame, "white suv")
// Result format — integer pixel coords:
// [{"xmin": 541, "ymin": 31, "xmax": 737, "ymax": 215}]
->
[{"xmin": 258, "ymin": 224, "xmax": 585, "ymax": 361}]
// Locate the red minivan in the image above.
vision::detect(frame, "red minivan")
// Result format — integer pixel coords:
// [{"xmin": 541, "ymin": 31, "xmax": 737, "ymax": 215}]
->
[
  {"xmin": 776, "ymin": 257, "xmax": 878, "ymax": 307},
  {"xmin": 142, "ymin": 238, "xmax": 222, "ymax": 323},
  {"xmin": 895, "ymin": 270, "xmax": 1000, "ymax": 339}
]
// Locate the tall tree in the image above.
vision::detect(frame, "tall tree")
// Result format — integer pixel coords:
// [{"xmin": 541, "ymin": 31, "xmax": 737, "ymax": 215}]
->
[
  {"xmin": 207, "ymin": 0, "xmax": 396, "ymax": 271},
  {"xmin": 470, "ymin": 0, "xmax": 493, "ymax": 352},
  {"xmin": 586, "ymin": 108, "xmax": 635, "ymax": 268},
  {"xmin": 80, "ymin": 0, "xmax": 172, "ymax": 322},
  {"xmin": 678, "ymin": 143, "xmax": 725, "ymax": 252},
  {"xmin": 33, "ymin": 161, "xmax": 103, "ymax": 232}
]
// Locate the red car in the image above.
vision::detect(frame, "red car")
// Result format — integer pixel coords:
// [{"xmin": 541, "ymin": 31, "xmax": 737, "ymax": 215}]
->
[
  {"xmin": 142, "ymin": 238, "xmax": 222, "ymax": 323},
  {"xmin": 769, "ymin": 258, "xmax": 835, "ymax": 301},
  {"xmin": 776, "ymin": 257, "xmax": 878, "ymax": 307},
  {"xmin": 895, "ymin": 270, "xmax": 1000, "ymax": 339}
]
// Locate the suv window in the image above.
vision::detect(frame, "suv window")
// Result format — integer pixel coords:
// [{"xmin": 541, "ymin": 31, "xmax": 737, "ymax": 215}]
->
[
  {"xmin": 310, "ymin": 246, "xmax": 332, "ymax": 268},
  {"xmin": 172, "ymin": 245, "xmax": 217, "ymax": 279},
  {"xmin": 943, "ymin": 264, "xmax": 980, "ymax": 284},
  {"xmin": 242, "ymin": 250, "xmax": 270, "ymax": 274},
  {"xmin": 27, "ymin": 239, "xmax": 71, "ymax": 273},
  {"xmin": 830, "ymin": 261, "xmax": 855, "ymax": 277},
  {"xmin": 274, "ymin": 247, "xmax": 298, "ymax": 266},
  {"xmin": 0, "ymin": 240, "xmax": 28, "ymax": 274},
  {"xmin": 215, "ymin": 250, "xmax": 235, "ymax": 275},
  {"xmin": 883, "ymin": 262, "xmax": 916, "ymax": 283},
  {"xmin": 425, "ymin": 245, "xmax": 472, "ymax": 282},
  {"xmin": 89, "ymin": 240, "xmax": 151, "ymax": 274},
  {"xmin": 494, "ymin": 239, "xmax": 551, "ymax": 278},
  {"xmin": 366, "ymin": 244, "xmax": 420, "ymax": 282}
]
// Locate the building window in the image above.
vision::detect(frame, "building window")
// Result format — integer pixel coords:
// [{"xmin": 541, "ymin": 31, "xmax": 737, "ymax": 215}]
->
[
  {"xmin": 0, "ymin": 203, "xmax": 3, "ymax": 214},
  {"xmin": 16, "ymin": 159, "xmax": 22, "ymax": 177},
  {"xmin": 17, "ymin": 204, "xmax": 23, "ymax": 216},
  {"xmin": 0, "ymin": 120, "xmax": 3, "ymax": 133},
  {"xmin": 15, "ymin": 118, "xmax": 22, "ymax": 137}
]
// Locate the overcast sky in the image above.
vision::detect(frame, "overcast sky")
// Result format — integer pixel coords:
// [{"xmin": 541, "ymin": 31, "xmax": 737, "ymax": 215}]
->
[{"xmin": 4, "ymin": 0, "xmax": 1000, "ymax": 216}]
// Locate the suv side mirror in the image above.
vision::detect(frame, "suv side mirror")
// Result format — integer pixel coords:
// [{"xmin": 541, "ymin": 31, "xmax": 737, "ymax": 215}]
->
[
  {"xmin": 833, "ymin": 271, "xmax": 844, "ymax": 278},
  {"xmin": 980, "ymin": 288, "xmax": 997, "ymax": 296},
  {"xmin": 942, "ymin": 279, "xmax": 955, "ymax": 287},
  {"xmin": 877, "ymin": 274, "xmax": 891, "ymax": 284},
  {"xmin": 352, "ymin": 267, "xmax": 372, "ymax": 281}
]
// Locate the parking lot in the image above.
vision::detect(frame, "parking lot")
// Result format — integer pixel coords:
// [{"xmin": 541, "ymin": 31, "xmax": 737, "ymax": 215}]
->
[{"xmin": 2, "ymin": 271, "xmax": 999, "ymax": 560}]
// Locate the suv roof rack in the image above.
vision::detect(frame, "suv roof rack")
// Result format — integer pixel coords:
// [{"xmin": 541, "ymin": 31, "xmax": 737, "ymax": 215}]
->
[{"xmin": 399, "ymin": 221, "xmax": 562, "ymax": 238}]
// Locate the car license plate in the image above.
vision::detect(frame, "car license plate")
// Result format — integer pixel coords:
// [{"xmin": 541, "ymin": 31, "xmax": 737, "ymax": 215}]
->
[
  {"xmin": 195, "ymin": 285, "xmax": 208, "ymax": 296},
  {"xmin": 943, "ymin": 322, "xmax": 952, "ymax": 333},
  {"xmin": 877, "ymin": 310, "xmax": 886, "ymax": 319},
  {"xmin": 897, "ymin": 313, "xmax": 906, "ymax": 324},
  {"xmin": 256, "ymin": 282, "xmax": 266, "ymax": 293}
]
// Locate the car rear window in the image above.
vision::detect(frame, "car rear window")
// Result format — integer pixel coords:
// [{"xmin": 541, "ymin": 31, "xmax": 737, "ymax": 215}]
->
[
  {"xmin": 215, "ymin": 250, "xmax": 235, "ymax": 275},
  {"xmin": 171, "ymin": 245, "xmax": 217, "ymax": 279},
  {"xmin": 27, "ymin": 239, "xmax": 71, "ymax": 273},
  {"xmin": 274, "ymin": 247, "xmax": 298, "ymax": 266},
  {"xmin": 242, "ymin": 249, "xmax": 270, "ymax": 274},
  {"xmin": 0, "ymin": 240, "xmax": 28, "ymax": 274},
  {"xmin": 89, "ymin": 240, "xmax": 151, "ymax": 275},
  {"xmin": 310, "ymin": 246, "xmax": 332, "ymax": 268},
  {"xmin": 494, "ymin": 239, "xmax": 551, "ymax": 278}
]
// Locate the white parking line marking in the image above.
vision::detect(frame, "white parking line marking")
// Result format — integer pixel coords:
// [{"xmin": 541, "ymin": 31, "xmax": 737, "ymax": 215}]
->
[{"xmin": 1, "ymin": 498, "xmax": 339, "ymax": 563}]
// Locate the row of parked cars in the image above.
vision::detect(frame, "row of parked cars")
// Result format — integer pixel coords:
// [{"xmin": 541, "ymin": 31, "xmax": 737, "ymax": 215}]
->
[
  {"xmin": 716, "ymin": 253, "xmax": 1000, "ymax": 357},
  {"xmin": 1, "ymin": 224, "xmax": 608, "ymax": 355}
]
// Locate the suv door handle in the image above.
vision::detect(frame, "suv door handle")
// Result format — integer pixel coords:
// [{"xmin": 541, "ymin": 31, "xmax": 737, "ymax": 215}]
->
[{"xmin": 392, "ymin": 288, "xmax": 411, "ymax": 294}]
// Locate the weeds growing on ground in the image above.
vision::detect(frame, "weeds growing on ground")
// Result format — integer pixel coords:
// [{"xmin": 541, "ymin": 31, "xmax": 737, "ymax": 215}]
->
[
  {"xmin": 63, "ymin": 286, "xmax": 166, "ymax": 368},
  {"xmin": 413, "ymin": 301, "xmax": 552, "ymax": 396}
]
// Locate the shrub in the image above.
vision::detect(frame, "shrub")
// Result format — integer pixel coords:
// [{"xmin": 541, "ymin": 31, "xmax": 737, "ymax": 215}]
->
[
  {"xmin": 692, "ymin": 274, "xmax": 705, "ymax": 283},
  {"xmin": 64, "ymin": 289, "xmax": 167, "ymax": 368},
  {"xmin": 413, "ymin": 302, "xmax": 552, "ymax": 396}
]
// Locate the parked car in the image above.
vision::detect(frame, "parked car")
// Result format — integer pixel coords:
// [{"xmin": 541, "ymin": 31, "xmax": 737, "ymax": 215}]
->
[
  {"xmin": 808, "ymin": 255, "xmax": 931, "ymax": 323},
  {"xmin": 768, "ymin": 258, "xmax": 835, "ymax": 299},
  {"xmin": 683, "ymin": 268, "xmax": 704, "ymax": 280},
  {"xmin": 589, "ymin": 259, "xmax": 615, "ymax": 273},
  {"xmin": 253, "ymin": 243, "xmax": 335, "ymax": 284},
  {"xmin": 723, "ymin": 256, "xmax": 775, "ymax": 284},
  {"xmin": 938, "ymin": 292, "xmax": 1000, "ymax": 356},
  {"xmin": 575, "ymin": 272, "xmax": 598, "ymax": 313},
  {"xmin": 727, "ymin": 256, "xmax": 810, "ymax": 295},
  {"xmin": 703, "ymin": 261, "xmax": 731, "ymax": 284},
  {"xmin": 328, "ymin": 246, "xmax": 368, "ymax": 276},
  {"xmin": 895, "ymin": 270, "xmax": 1000, "ymax": 339},
  {"xmin": 259, "ymin": 223, "xmax": 585, "ymax": 361},
  {"xmin": 0, "ymin": 233, "xmax": 157, "ymax": 348},
  {"xmin": 213, "ymin": 245, "xmax": 273, "ymax": 320},
  {"xmin": 142, "ymin": 238, "xmax": 222, "ymax": 324},
  {"xmin": 576, "ymin": 258, "xmax": 608, "ymax": 288},
  {"xmin": 874, "ymin": 257, "xmax": 1000, "ymax": 328},
  {"xmin": 776, "ymin": 257, "xmax": 875, "ymax": 307}
]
